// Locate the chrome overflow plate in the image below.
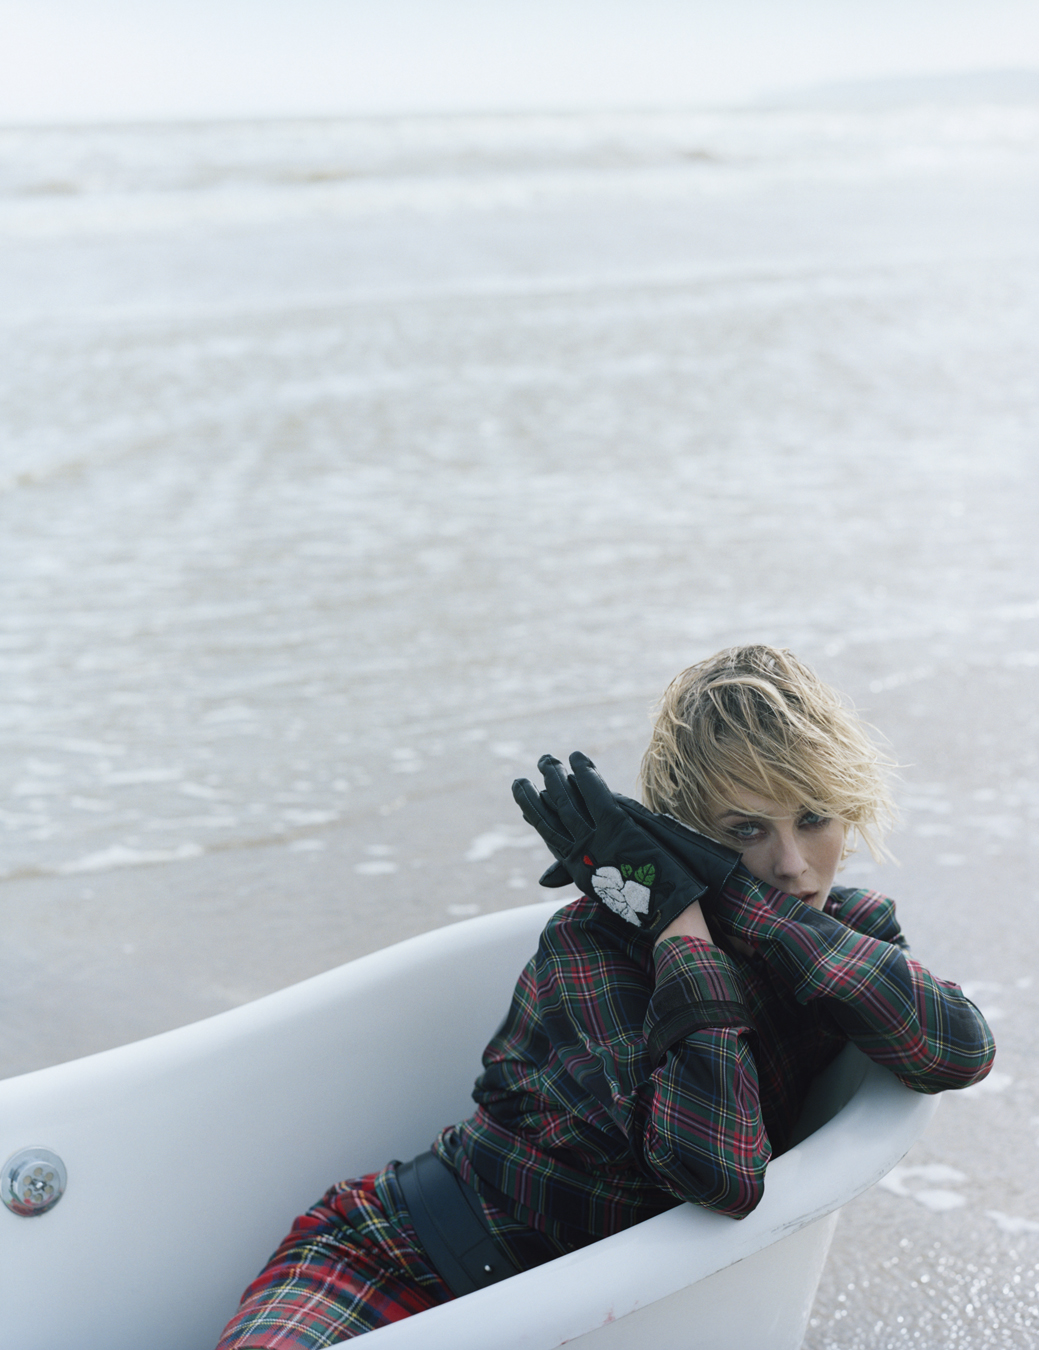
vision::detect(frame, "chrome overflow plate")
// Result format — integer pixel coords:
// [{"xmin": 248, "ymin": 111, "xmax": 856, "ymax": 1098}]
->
[{"xmin": 2, "ymin": 1148, "xmax": 67, "ymax": 1217}]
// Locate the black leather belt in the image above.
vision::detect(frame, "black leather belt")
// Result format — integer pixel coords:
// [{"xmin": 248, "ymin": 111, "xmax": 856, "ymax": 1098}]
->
[{"xmin": 395, "ymin": 1150, "xmax": 521, "ymax": 1297}]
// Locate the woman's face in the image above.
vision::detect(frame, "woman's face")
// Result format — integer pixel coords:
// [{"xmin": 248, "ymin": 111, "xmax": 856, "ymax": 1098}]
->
[{"xmin": 712, "ymin": 791, "xmax": 846, "ymax": 909}]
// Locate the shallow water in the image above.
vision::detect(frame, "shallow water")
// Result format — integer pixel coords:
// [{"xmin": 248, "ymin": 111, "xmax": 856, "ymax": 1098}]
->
[{"xmin": 1, "ymin": 105, "xmax": 1038, "ymax": 1344}]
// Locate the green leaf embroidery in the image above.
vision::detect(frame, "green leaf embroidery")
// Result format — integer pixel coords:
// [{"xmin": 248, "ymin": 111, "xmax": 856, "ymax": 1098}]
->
[
  {"xmin": 620, "ymin": 863, "xmax": 632, "ymax": 880},
  {"xmin": 634, "ymin": 863, "xmax": 656, "ymax": 888}
]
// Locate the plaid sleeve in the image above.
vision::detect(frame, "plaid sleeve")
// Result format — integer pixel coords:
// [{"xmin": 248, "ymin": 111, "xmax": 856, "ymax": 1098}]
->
[
  {"xmin": 716, "ymin": 874, "xmax": 996, "ymax": 1095},
  {"xmin": 531, "ymin": 911, "xmax": 770, "ymax": 1218},
  {"xmin": 825, "ymin": 885, "xmax": 909, "ymax": 950},
  {"xmin": 640, "ymin": 938, "xmax": 769, "ymax": 1216}
]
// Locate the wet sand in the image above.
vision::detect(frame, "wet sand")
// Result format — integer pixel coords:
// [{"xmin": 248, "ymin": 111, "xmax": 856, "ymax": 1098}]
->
[{"xmin": 1, "ymin": 108, "xmax": 1038, "ymax": 1344}]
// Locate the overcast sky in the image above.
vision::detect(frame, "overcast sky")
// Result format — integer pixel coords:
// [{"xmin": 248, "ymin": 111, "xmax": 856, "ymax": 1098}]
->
[{"xmin": 3, "ymin": 0, "xmax": 1039, "ymax": 123}]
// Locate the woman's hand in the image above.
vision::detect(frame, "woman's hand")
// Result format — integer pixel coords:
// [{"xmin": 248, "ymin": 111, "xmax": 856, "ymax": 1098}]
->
[
  {"xmin": 512, "ymin": 751, "xmax": 739, "ymax": 939},
  {"xmin": 654, "ymin": 899, "xmax": 714, "ymax": 947}
]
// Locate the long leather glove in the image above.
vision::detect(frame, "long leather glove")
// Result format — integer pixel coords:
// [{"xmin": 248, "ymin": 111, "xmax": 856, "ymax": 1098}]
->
[{"xmin": 512, "ymin": 751, "xmax": 739, "ymax": 938}]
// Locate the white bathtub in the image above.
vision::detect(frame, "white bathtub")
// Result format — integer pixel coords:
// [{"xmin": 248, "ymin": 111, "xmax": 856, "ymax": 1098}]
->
[{"xmin": 0, "ymin": 899, "xmax": 936, "ymax": 1349}]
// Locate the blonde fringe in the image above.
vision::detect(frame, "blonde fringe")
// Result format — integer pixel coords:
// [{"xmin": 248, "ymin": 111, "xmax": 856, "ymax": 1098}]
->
[{"xmin": 639, "ymin": 646, "xmax": 896, "ymax": 862}]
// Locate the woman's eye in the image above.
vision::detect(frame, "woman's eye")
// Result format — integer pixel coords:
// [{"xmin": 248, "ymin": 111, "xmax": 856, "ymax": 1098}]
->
[
  {"xmin": 799, "ymin": 812, "xmax": 828, "ymax": 828},
  {"xmin": 729, "ymin": 821, "xmax": 762, "ymax": 840}
]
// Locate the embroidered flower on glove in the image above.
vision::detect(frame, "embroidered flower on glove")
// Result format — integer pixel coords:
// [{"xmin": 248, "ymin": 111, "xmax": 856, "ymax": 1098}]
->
[{"xmin": 590, "ymin": 862, "xmax": 656, "ymax": 926}]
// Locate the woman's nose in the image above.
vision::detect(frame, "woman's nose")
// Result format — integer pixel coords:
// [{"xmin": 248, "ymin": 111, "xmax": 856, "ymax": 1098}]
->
[{"xmin": 772, "ymin": 833, "xmax": 806, "ymax": 881}]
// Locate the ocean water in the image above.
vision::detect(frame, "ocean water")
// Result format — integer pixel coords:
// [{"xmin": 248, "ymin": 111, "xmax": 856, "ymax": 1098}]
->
[
  {"xmin": 2, "ymin": 103, "xmax": 1039, "ymax": 1344},
  {"xmin": 2, "ymin": 104, "xmax": 1038, "ymax": 884}
]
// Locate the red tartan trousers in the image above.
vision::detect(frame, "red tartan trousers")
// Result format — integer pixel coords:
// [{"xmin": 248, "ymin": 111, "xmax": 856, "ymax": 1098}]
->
[{"xmin": 215, "ymin": 1166, "xmax": 454, "ymax": 1348}]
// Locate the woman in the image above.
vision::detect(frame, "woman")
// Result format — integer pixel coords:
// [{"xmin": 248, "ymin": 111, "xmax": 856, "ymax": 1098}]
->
[{"xmin": 217, "ymin": 645, "xmax": 995, "ymax": 1348}]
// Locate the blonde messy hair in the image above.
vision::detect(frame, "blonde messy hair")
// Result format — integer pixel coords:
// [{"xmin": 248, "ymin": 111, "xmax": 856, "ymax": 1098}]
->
[{"xmin": 639, "ymin": 645, "xmax": 895, "ymax": 861}]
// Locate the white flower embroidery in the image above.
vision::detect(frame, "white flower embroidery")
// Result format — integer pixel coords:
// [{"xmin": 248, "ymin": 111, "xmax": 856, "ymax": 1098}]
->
[{"xmin": 591, "ymin": 866, "xmax": 651, "ymax": 926}]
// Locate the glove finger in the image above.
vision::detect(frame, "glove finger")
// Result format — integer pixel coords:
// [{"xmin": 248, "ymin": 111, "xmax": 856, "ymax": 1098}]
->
[
  {"xmin": 539, "ymin": 754, "xmax": 594, "ymax": 837},
  {"xmin": 567, "ymin": 751, "xmax": 618, "ymax": 823},
  {"xmin": 613, "ymin": 792, "xmax": 653, "ymax": 820},
  {"xmin": 512, "ymin": 777, "xmax": 572, "ymax": 857},
  {"xmin": 563, "ymin": 771, "xmax": 598, "ymax": 830},
  {"xmin": 613, "ymin": 794, "xmax": 741, "ymax": 891},
  {"xmin": 513, "ymin": 775, "xmax": 565, "ymax": 834},
  {"xmin": 538, "ymin": 861, "xmax": 574, "ymax": 888}
]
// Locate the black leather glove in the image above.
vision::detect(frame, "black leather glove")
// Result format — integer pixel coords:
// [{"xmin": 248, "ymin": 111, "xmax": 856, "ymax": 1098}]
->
[{"xmin": 512, "ymin": 751, "xmax": 739, "ymax": 938}]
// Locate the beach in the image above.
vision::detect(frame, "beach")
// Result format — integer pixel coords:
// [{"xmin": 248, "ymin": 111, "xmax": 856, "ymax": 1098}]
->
[{"xmin": 1, "ymin": 101, "xmax": 1038, "ymax": 1344}]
